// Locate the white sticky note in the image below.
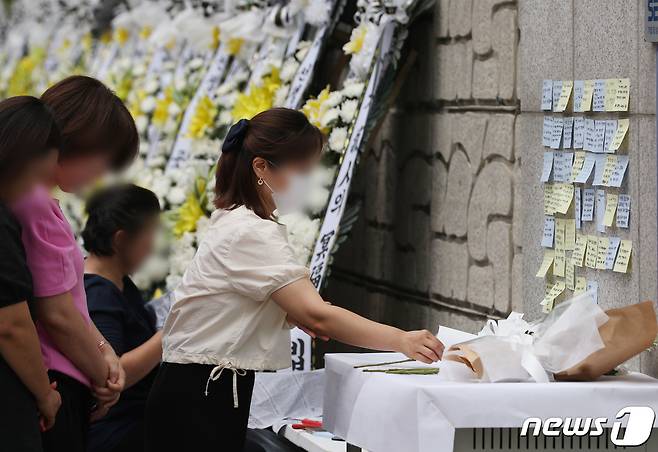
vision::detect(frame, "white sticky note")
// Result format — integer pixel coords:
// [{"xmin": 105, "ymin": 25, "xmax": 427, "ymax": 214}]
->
[
  {"xmin": 573, "ymin": 80, "xmax": 584, "ymax": 112},
  {"xmin": 603, "ymin": 120, "xmax": 617, "ymax": 153},
  {"xmin": 582, "ymin": 188, "xmax": 595, "ymax": 221},
  {"xmin": 541, "ymin": 80, "xmax": 553, "ymax": 111},
  {"xmin": 573, "ymin": 117, "xmax": 585, "ymax": 149},
  {"xmin": 586, "ymin": 281, "xmax": 599, "ymax": 304},
  {"xmin": 593, "ymin": 79, "xmax": 606, "ymax": 112},
  {"xmin": 541, "ymin": 152, "xmax": 554, "ymax": 182},
  {"xmin": 592, "ymin": 154, "xmax": 607, "ymax": 186},
  {"xmin": 553, "ymin": 151, "xmax": 573, "ymax": 183},
  {"xmin": 550, "ymin": 117, "xmax": 564, "ymax": 149},
  {"xmin": 542, "ymin": 116, "xmax": 554, "ymax": 147},
  {"xmin": 592, "ymin": 120, "xmax": 606, "ymax": 153},
  {"xmin": 607, "ymin": 155, "xmax": 629, "ymax": 188},
  {"xmin": 574, "ymin": 153, "xmax": 595, "ymax": 183},
  {"xmin": 596, "ymin": 189, "xmax": 606, "ymax": 233},
  {"xmin": 613, "ymin": 78, "xmax": 630, "ymax": 112},
  {"xmin": 541, "ymin": 216, "xmax": 556, "ymax": 247},
  {"xmin": 552, "ymin": 80, "xmax": 563, "ymax": 112},
  {"xmin": 616, "ymin": 194, "xmax": 631, "ymax": 228},
  {"xmin": 575, "ymin": 186, "xmax": 582, "ymax": 229},
  {"xmin": 584, "ymin": 119, "xmax": 596, "ymax": 151},
  {"xmin": 563, "ymin": 117, "xmax": 574, "ymax": 148},
  {"xmin": 605, "ymin": 237, "xmax": 622, "ymax": 270}
]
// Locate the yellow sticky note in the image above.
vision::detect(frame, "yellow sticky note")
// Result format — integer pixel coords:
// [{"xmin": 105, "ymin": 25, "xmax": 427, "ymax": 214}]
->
[
  {"xmin": 574, "ymin": 276, "xmax": 587, "ymax": 295},
  {"xmin": 555, "ymin": 219, "xmax": 565, "ymax": 250},
  {"xmin": 571, "ymin": 234, "xmax": 588, "ymax": 267},
  {"xmin": 541, "ymin": 281, "xmax": 566, "ymax": 313},
  {"xmin": 603, "ymin": 193, "xmax": 619, "ymax": 227},
  {"xmin": 604, "ymin": 79, "xmax": 618, "ymax": 111},
  {"xmin": 544, "ymin": 184, "xmax": 554, "ymax": 215},
  {"xmin": 608, "ymin": 118, "xmax": 629, "ymax": 151},
  {"xmin": 613, "ymin": 240, "xmax": 632, "ymax": 273},
  {"xmin": 585, "ymin": 235, "xmax": 598, "ymax": 269},
  {"xmin": 571, "ymin": 151, "xmax": 586, "ymax": 182},
  {"xmin": 556, "ymin": 81, "xmax": 573, "ymax": 112},
  {"xmin": 565, "ymin": 259, "xmax": 575, "ymax": 290},
  {"xmin": 601, "ymin": 155, "xmax": 617, "ymax": 186},
  {"xmin": 554, "ymin": 183, "xmax": 574, "ymax": 214},
  {"xmin": 564, "ymin": 219, "xmax": 576, "ymax": 250},
  {"xmin": 613, "ymin": 78, "xmax": 630, "ymax": 112},
  {"xmin": 581, "ymin": 80, "xmax": 594, "ymax": 112},
  {"xmin": 536, "ymin": 249, "xmax": 555, "ymax": 278},
  {"xmin": 596, "ymin": 237, "xmax": 609, "ymax": 270},
  {"xmin": 554, "ymin": 247, "xmax": 566, "ymax": 277}
]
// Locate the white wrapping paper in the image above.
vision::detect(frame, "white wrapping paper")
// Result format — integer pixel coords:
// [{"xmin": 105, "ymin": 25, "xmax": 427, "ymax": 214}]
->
[{"xmin": 447, "ymin": 290, "xmax": 608, "ymax": 382}]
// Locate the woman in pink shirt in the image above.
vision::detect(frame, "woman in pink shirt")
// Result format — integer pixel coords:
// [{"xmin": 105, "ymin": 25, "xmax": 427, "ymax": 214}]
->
[{"xmin": 12, "ymin": 76, "xmax": 139, "ymax": 452}]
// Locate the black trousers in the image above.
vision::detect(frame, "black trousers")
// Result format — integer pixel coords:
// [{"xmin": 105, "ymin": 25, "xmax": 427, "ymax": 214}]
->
[
  {"xmin": 145, "ymin": 363, "xmax": 255, "ymax": 452},
  {"xmin": 0, "ymin": 358, "xmax": 42, "ymax": 452},
  {"xmin": 42, "ymin": 371, "xmax": 92, "ymax": 452}
]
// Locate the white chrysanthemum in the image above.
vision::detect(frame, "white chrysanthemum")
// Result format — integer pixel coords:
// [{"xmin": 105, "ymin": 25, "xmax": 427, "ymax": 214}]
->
[
  {"xmin": 167, "ymin": 102, "xmax": 182, "ymax": 117},
  {"xmin": 274, "ymin": 85, "xmax": 290, "ymax": 107},
  {"xmin": 219, "ymin": 110, "xmax": 233, "ymax": 125},
  {"xmin": 195, "ymin": 216, "xmax": 211, "ymax": 242},
  {"xmin": 135, "ymin": 116, "xmax": 148, "ymax": 134},
  {"xmin": 305, "ymin": 0, "xmax": 330, "ymax": 25},
  {"xmin": 280, "ymin": 60, "xmax": 299, "ymax": 82},
  {"xmin": 144, "ymin": 79, "xmax": 159, "ymax": 94},
  {"xmin": 326, "ymin": 91, "xmax": 343, "ymax": 108},
  {"xmin": 306, "ymin": 186, "xmax": 331, "ymax": 215},
  {"xmin": 339, "ymin": 99, "xmax": 358, "ymax": 124},
  {"xmin": 166, "ymin": 186, "xmax": 187, "ymax": 206},
  {"xmin": 312, "ymin": 165, "xmax": 337, "ymax": 187},
  {"xmin": 320, "ymin": 108, "xmax": 340, "ymax": 129},
  {"xmin": 342, "ymin": 81, "xmax": 365, "ymax": 98},
  {"xmin": 189, "ymin": 57, "xmax": 204, "ymax": 70},
  {"xmin": 328, "ymin": 127, "xmax": 348, "ymax": 152},
  {"xmin": 141, "ymin": 96, "xmax": 157, "ymax": 113}
]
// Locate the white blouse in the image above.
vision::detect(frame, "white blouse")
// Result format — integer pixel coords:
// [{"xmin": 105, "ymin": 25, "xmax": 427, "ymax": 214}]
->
[{"xmin": 162, "ymin": 205, "xmax": 309, "ymax": 373}]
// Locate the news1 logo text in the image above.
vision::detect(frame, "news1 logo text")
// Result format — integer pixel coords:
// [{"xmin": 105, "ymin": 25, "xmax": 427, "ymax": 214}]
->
[{"xmin": 521, "ymin": 406, "xmax": 655, "ymax": 447}]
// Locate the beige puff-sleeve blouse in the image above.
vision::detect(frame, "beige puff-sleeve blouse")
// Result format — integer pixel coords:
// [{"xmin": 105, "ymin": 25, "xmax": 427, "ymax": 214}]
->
[{"xmin": 162, "ymin": 205, "xmax": 309, "ymax": 374}]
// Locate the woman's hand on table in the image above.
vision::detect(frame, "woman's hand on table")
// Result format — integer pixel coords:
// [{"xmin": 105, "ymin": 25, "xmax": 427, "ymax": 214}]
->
[{"xmin": 398, "ymin": 330, "xmax": 445, "ymax": 364}]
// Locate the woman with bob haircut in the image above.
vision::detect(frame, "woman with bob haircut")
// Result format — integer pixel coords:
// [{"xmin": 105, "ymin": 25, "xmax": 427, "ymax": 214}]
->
[
  {"xmin": 0, "ymin": 96, "xmax": 61, "ymax": 452},
  {"xmin": 82, "ymin": 184, "xmax": 163, "ymax": 452},
  {"xmin": 11, "ymin": 76, "xmax": 139, "ymax": 452},
  {"xmin": 146, "ymin": 107, "xmax": 444, "ymax": 451}
]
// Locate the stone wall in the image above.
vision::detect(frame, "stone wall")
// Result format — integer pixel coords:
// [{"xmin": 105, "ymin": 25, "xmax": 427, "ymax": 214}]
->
[{"xmin": 321, "ymin": 0, "xmax": 658, "ymax": 375}]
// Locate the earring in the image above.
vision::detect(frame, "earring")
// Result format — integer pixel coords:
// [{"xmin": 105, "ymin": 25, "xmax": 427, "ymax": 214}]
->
[{"xmin": 257, "ymin": 178, "xmax": 264, "ymax": 185}]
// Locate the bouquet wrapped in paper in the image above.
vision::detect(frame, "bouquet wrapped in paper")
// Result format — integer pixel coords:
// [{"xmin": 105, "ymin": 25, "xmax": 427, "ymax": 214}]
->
[{"xmin": 443, "ymin": 291, "xmax": 657, "ymax": 382}]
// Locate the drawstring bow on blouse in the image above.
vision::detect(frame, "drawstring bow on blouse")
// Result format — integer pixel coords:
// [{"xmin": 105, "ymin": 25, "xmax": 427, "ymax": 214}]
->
[{"xmin": 204, "ymin": 363, "xmax": 247, "ymax": 408}]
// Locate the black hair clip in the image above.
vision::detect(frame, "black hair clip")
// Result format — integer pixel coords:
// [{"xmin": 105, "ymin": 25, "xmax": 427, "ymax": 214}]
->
[{"xmin": 222, "ymin": 118, "xmax": 249, "ymax": 154}]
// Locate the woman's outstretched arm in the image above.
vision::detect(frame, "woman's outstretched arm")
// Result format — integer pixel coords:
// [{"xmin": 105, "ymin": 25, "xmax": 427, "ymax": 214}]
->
[{"xmin": 272, "ymin": 279, "xmax": 444, "ymax": 363}]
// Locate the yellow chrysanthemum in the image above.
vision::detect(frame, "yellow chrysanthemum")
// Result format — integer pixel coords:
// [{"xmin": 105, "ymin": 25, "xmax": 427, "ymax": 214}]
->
[
  {"xmin": 82, "ymin": 33, "xmax": 93, "ymax": 51},
  {"xmin": 140, "ymin": 26, "xmax": 153, "ymax": 40},
  {"xmin": 302, "ymin": 86, "xmax": 331, "ymax": 133},
  {"xmin": 212, "ymin": 26, "xmax": 221, "ymax": 50},
  {"xmin": 127, "ymin": 89, "xmax": 147, "ymax": 119},
  {"xmin": 152, "ymin": 87, "xmax": 175, "ymax": 127},
  {"xmin": 343, "ymin": 25, "xmax": 367, "ymax": 55},
  {"xmin": 114, "ymin": 27, "xmax": 130, "ymax": 45},
  {"xmin": 187, "ymin": 95, "xmax": 218, "ymax": 139},
  {"xmin": 6, "ymin": 47, "xmax": 46, "ymax": 96},
  {"xmin": 231, "ymin": 68, "xmax": 282, "ymax": 121},
  {"xmin": 227, "ymin": 38, "xmax": 244, "ymax": 56},
  {"xmin": 173, "ymin": 193, "xmax": 205, "ymax": 237}
]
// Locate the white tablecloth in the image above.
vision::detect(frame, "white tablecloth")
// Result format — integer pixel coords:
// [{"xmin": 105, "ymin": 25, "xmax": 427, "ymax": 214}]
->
[{"xmin": 323, "ymin": 352, "xmax": 658, "ymax": 452}]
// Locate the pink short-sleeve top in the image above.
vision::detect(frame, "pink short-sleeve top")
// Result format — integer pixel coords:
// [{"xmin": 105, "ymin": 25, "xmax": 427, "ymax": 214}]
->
[{"xmin": 12, "ymin": 186, "xmax": 92, "ymax": 387}]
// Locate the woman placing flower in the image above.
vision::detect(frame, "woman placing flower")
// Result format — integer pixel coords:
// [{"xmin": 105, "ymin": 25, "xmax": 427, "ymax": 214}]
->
[{"xmin": 145, "ymin": 107, "xmax": 444, "ymax": 451}]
